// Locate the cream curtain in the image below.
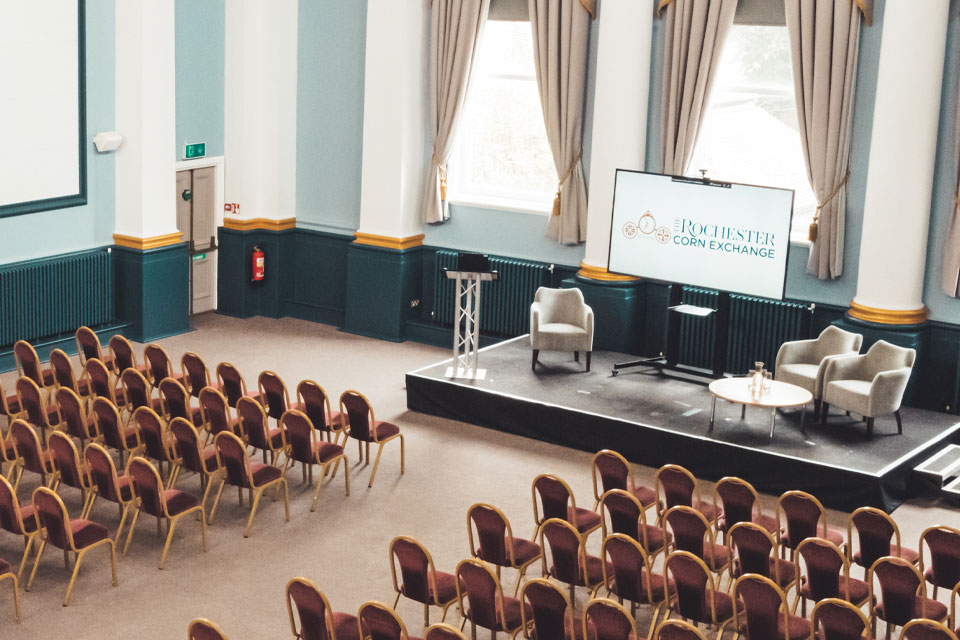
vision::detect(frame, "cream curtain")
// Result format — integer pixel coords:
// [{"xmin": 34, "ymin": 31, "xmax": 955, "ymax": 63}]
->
[
  {"xmin": 659, "ymin": 0, "xmax": 738, "ymax": 176},
  {"xmin": 942, "ymin": 88, "xmax": 960, "ymax": 296},
  {"xmin": 424, "ymin": 0, "xmax": 490, "ymax": 224},
  {"xmin": 529, "ymin": 0, "xmax": 594, "ymax": 245},
  {"xmin": 786, "ymin": 0, "xmax": 863, "ymax": 280}
]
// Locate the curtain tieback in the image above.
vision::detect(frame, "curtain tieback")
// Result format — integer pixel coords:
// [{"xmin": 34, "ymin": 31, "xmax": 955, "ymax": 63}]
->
[
  {"xmin": 553, "ymin": 151, "xmax": 583, "ymax": 217},
  {"xmin": 808, "ymin": 169, "xmax": 851, "ymax": 243},
  {"xmin": 433, "ymin": 153, "xmax": 448, "ymax": 201}
]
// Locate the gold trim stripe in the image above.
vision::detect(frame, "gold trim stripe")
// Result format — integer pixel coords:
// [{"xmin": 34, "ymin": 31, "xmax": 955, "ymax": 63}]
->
[
  {"xmin": 222, "ymin": 217, "xmax": 296, "ymax": 231},
  {"xmin": 112, "ymin": 232, "xmax": 184, "ymax": 250},
  {"xmin": 848, "ymin": 300, "xmax": 928, "ymax": 325},
  {"xmin": 577, "ymin": 261, "xmax": 640, "ymax": 282},
  {"xmin": 352, "ymin": 232, "xmax": 425, "ymax": 251}
]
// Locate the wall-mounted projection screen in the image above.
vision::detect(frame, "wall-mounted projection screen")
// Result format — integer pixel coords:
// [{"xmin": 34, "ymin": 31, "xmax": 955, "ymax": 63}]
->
[
  {"xmin": 0, "ymin": 1, "xmax": 86, "ymax": 217},
  {"xmin": 608, "ymin": 170, "xmax": 794, "ymax": 300}
]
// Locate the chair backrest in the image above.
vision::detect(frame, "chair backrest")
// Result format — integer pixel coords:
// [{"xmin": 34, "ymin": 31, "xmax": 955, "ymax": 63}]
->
[
  {"xmin": 237, "ymin": 396, "xmax": 271, "ymax": 451},
  {"xmin": 850, "ymin": 507, "xmax": 900, "ymax": 571},
  {"xmin": 532, "ymin": 473, "xmax": 574, "ymax": 525},
  {"xmin": 777, "ymin": 490, "xmax": 827, "ymax": 549},
  {"xmin": 715, "ymin": 476, "xmax": 759, "ymax": 531},
  {"xmin": 128, "ymin": 457, "xmax": 166, "ymax": 518},
  {"xmin": 871, "ymin": 556, "xmax": 928, "ymax": 627},
  {"xmin": 0, "ymin": 378, "xmax": 16, "ymax": 418},
  {"xmin": 258, "ymin": 371, "xmax": 290, "ymax": 420},
  {"xmin": 0, "ymin": 474, "xmax": 27, "ymax": 535},
  {"xmin": 728, "ymin": 522, "xmax": 776, "ymax": 581},
  {"xmin": 214, "ymin": 431, "xmax": 249, "ymax": 488},
  {"xmin": 358, "ymin": 602, "xmax": 409, "ymax": 640},
  {"xmin": 76, "ymin": 327, "xmax": 104, "ymax": 365},
  {"xmin": 390, "ymin": 536, "xmax": 435, "ymax": 604},
  {"xmin": 664, "ymin": 505, "xmax": 710, "ymax": 560},
  {"xmin": 32, "ymin": 486, "xmax": 74, "ymax": 551},
  {"xmin": 733, "ymin": 573, "xmax": 787, "ymax": 640},
  {"xmin": 11, "ymin": 419, "xmax": 47, "ymax": 475},
  {"xmin": 14, "ymin": 340, "xmax": 45, "ymax": 387},
  {"xmin": 297, "ymin": 380, "xmax": 333, "ymax": 431},
  {"xmin": 49, "ymin": 348, "xmax": 78, "ymax": 392},
  {"xmin": 56, "ymin": 387, "xmax": 90, "ymax": 441},
  {"xmin": 109, "ymin": 335, "xmax": 138, "ymax": 373},
  {"xmin": 285, "ymin": 577, "xmax": 334, "ymax": 640},
  {"xmin": 340, "ymin": 391, "xmax": 373, "ymax": 441},
  {"xmin": 84, "ymin": 442, "xmax": 126, "ymax": 504},
  {"xmin": 811, "ymin": 598, "xmax": 871, "ymax": 640},
  {"xmin": 583, "ymin": 598, "xmax": 637, "ymax": 640},
  {"xmin": 200, "ymin": 387, "xmax": 233, "ymax": 436},
  {"xmin": 900, "ymin": 620, "xmax": 959, "ymax": 640},
  {"xmin": 654, "ymin": 619, "xmax": 707, "ymax": 640},
  {"xmin": 540, "ymin": 518, "xmax": 585, "ymax": 586},
  {"xmin": 49, "ymin": 431, "xmax": 86, "ymax": 489},
  {"xmin": 144, "ymin": 343, "xmax": 175, "ymax": 387},
  {"xmin": 424, "ymin": 624, "xmax": 467, "ymax": 640},
  {"xmin": 863, "ymin": 340, "xmax": 916, "ymax": 375},
  {"xmin": 664, "ymin": 551, "xmax": 715, "ymax": 624},
  {"xmin": 656, "ymin": 464, "xmax": 698, "ymax": 513},
  {"xmin": 93, "ymin": 396, "xmax": 127, "ymax": 452},
  {"xmin": 797, "ymin": 538, "xmax": 848, "ymax": 601},
  {"xmin": 84, "ymin": 358, "xmax": 115, "ymax": 401},
  {"xmin": 814, "ymin": 326, "xmax": 864, "ymax": 362},
  {"xmin": 920, "ymin": 526, "xmax": 960, "ymax": 590},
  {"xmin": 159, "ymin": 377, "xmax": 192, "ymax": 422},
  {"xmin": 181, "ymin": 352, "xmax": 210, "ymax": 398},
  {"xmin": 121, "ymin": 368, "xmax": 153, "ymax": 410},
  {"xmin": 534, "ymin": 287, "xmax": 586, "ymax": 326},
  {"xmin": 468, "ymin": 503, "xmax": 513, "ymax": 566},
  {"xmin": 133, "ymin": 406, "xmax": 167, "ymax": 462},
  {"xmin": 599, "ymin": 489, "xmax": 644, "ymax": 542},
  {"xmin": 280, "ymin": 409, "xmax": 314, "ymax": 463},
  {"xmin": 169, "ymin": 418, "xmax": 207, "ymax": 475},
  {"xmin": 456, "ymin": 559, "xmax": 503, "ymax": 631},
  {"xmin": 602, "ymin": 533, "xmax": 655, "ymax": 604},
  {"xmin": 187, "ymin": 618, "xmax": 228, "ymax": 640},
  {"xmin": 592, "ymin": 449, "xmax": 631, "ymax": 501},
  {"xmin": 215, "ymin": 362, "xmax": 247, "ymax": 407},
  {"xmin": 520, "ymin": 578, "xmax": 571, "ymax": 640},
  {"xmin": 16, "ymin": 376, "xmax": 48, "ymax": 428}
]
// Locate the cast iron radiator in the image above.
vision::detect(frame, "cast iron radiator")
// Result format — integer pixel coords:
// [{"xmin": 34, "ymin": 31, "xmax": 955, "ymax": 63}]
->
[
  {"xmin": 677, "ymin": 286, "xmax": 813, "ymax": 374},
  {"xmin": 0, "ymin": 249, "xmax": 114, "ymax": 348},
  {"xmin": 433, "ymin": 250, "xmax": 551, "ymax": 337}
]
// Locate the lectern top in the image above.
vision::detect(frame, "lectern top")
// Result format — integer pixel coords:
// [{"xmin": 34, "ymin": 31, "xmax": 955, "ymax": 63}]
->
[{"xmin": 444, "ymin": 270, "xmax": 499, "ymax": 281}]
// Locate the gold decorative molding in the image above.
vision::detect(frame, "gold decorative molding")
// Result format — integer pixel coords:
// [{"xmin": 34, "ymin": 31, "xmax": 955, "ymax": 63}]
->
[
  {"xmin": 352, "ymin": 232, "xmax": 425, "ymax": 251},
  {"xmin": 577, "ymin": 261, "xmax": 640, "ymax": 282},
  {"xmin": 112, "ymin": 232, "xmax": 183, "ymax": 250},
  {"xmin": 222, "ymin": 217, "xmax": 296, "ymax": 231},
  {"xmin": 848, "ymin": 300, "xmax": 928, "ymax": 325}
]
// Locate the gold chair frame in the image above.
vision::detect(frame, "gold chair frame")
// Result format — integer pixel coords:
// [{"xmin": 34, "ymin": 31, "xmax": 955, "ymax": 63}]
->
[
  {"xmin": 9, "ymin": 418, "xmax": 59, "ymax": 493},
  {"xmin": 188, "ymin": 618, "xmax": 229, "ymax": 639},
  {"xmin": 899, "ymin": 620, "xmax": 958, "ymax": 640},
  {"xmin": 358, "ymin": 601, "xmax": 415, "ymax": 640},
  {"xmin": 0, "ymin": 562, "xmax": 20, "ymax": 623},
  {"xmin": 0, "ymin": 474, "xmax": 40, "ymax": 580},
  {"xmin": 466, "ymin": 502, "xmax": 541, "ymax": 597},
  {"xmin": 582, "ymin": 597, "xmax": 638, "ymax": 640},
  {"xmin": 594, "ymin": 532, "xmax": 665, "ymax": 639},
  {"xmin": 654, "ymin": 618, "xmax": 708, "ymax": 640},
  {"xmin": 83, "ymin": 441, "xmax": 138, "ymax": 544},
  {"xmin": 775, "ymin": 490, "xmax": 842, "ymax": 560},
  {"xmin": 338, "ymin": 390, "xmax": 405, "ymax": 488},
  {"xmin": 591, "ymin": 448, "xmax": 654, "ymax": 510},
  {"xmin": 279, "ymin": 409, "xmax": 348, "ymax": 511},
  {"xmin": 285, "ymin": 576, "xmax": 349, "ymax": 640},
  {"xmin": 389, "ymin": 535, "xmax": 457, "ymax": 627},
  {"xmin": 48, "ymin": 430, "xmax": 96, "ymax": 519},
  {"xmin": 919, "ymin": 525, "xmax": 960, "ymax": 598},
  {"xmin": 654, "ymin": 463, "xmax": 716, "ymax": 527},
  {"xmin": 868, "ymin": 555, "xmax": 946, "ymax": 640},
  {"xmin": 662, "ymin": 550, "xmax": 735, "ymax": 638},
  {"xmin": 454, "ymin": 558, "xmax": 525, "ymax": 639},
  {"xmin": 517, "ymin": 577, "xmax": 576, "ymax": 640},
  {"xmin": 731, "ymin": 572, "xmax": 802, "ymax": 640},
  {"xmin": 599, "ymin": 488, "xmax": 666, "ymax": 560},
  {"xmin": 809, "ymin": 598, "xmax": 873, "ymax": 640},
  {"xmin": 531, "ymin": 473, "xmax": 599, "ymax": 539},
  {"xmin": 297, "ymin": 380, "xmax": 348, "ymax": 444},
  {"xmin": 425, "ymin": 623, "xmax": 468, "ymax": 640},
  {"xmin": 726, "ymin": 521, "xmax": 795, "ymax": 594},
  {"xmin": 538, "ymin": 517, "xmax": 605, "ymax": 604},
  {"xmin": 794, "ymin": 537, "xmax": 868, "ymax": 616}
]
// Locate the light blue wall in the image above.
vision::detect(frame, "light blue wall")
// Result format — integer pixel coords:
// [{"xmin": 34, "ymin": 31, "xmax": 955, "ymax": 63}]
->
[
  {"xmin": 923, "ymin": 0, "xmax": 960, "ymax": 323},
  {"xmin": 0, "ymin": 0, "xmax": 116, "ymax": 266},
  {"xmin": 175, "ymin": 0, "xmax": 225, "ymax": 159},
  {"xmin": 295, "ymin": 0, "xmax": 368, "ymax": 235}
]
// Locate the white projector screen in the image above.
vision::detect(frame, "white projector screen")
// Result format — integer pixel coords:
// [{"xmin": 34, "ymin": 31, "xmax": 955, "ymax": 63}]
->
[
  {"xmin": 0, "ymin": 1, "xmax": 85, "ymax": 216},
  {"xmin": 608, "ymin": 170, "xmax": 794, "ymax": 300}
]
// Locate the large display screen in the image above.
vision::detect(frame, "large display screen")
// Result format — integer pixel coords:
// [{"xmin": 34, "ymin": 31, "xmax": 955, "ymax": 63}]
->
[{"xmin": 607, "ymin": 170, "xmax": 794, "ymax": 300}]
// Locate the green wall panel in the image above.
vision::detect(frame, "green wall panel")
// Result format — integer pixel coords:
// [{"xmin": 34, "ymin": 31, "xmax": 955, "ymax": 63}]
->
[
  {"xmin": 113, "ymin": 243, "xmax": 190, "ymax": 342},
  {"xmin": 562, "ymin": 277, "xmax": 645, "ymax": 355},
  {"xmin": 343, "ymin": 243, "xmax": 422, "ymax": 342},
  {"xmin": 284, "ymin": 229, "xmax": 352, "ymax": 325}
]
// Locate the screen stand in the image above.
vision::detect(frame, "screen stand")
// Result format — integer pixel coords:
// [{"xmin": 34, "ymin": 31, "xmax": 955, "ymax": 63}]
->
[{"xmin": 612, "ymin": 285, "xmax": 730, "ymax": 380}]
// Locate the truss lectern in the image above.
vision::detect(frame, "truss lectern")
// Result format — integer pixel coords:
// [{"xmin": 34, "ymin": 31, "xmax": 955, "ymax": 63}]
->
[{"xmin": 444, "ymin": 253, "xmax": 497, "ymax": 380}]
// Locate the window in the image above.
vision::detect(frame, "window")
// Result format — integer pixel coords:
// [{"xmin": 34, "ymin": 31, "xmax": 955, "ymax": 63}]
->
[
  {"xmin": 447, "ymin": 21, "xmax": 557, "ymax": 214},
  {"xmin": 688, "ymin": 25, "xmax": 816, "ymax": 242}
]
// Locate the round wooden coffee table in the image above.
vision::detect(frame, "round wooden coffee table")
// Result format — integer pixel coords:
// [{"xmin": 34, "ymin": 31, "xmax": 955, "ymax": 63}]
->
[{"xmin": 708, "ymin": 377, "xmax": 813, "ymax": 438}]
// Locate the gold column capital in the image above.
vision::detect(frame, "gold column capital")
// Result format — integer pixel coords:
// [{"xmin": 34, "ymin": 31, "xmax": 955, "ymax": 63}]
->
[
  {"xmin": 576, "ymin": 261, "xmax": 640, "ymax": 282},
  {"xmin": 112, "ymin": 232, "xmax": 183, "ymax": 250}
]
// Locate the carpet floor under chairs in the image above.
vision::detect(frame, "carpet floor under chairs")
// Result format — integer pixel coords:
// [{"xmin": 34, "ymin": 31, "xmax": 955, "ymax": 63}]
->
[{"xmin": 1, "ymin": 313, "xmax": 957, "ymax": 639}]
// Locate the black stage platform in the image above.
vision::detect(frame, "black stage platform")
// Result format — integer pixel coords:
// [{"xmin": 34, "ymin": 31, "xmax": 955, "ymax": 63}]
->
[{"xmin": 406, "ymin": 337, "xmax": 960, "ymax": 512}]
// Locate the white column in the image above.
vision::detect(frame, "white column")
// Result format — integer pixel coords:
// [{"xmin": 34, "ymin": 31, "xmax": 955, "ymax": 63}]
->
[
  {"xmin": 579, "ymin": 0, "xmax": 653, "ymax": 278},
  {"xmin": 224, "ymin": 0, "xmax": 298, "ymax": 224},
  {"xmin": 850, "ymin": 0, "xmax": 950, "ymax": 324},
  {"xmin": 114, "ymin": 0, "xmax": 177, "ymax": 241},
  {"xmin": 356, "ymin": 0, "xmax": 428, "ymax": 243}
]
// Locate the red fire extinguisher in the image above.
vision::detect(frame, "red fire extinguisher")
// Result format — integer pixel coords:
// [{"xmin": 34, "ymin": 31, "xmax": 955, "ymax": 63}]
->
[{"xmin": 251, "ymin": 246, "xmax": 265, "ymax": 282}]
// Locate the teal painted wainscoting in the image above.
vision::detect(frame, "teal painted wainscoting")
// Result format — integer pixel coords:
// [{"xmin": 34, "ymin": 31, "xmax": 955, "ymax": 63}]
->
[
  {"xmin": 217, "ymin": 227, "xmax": 294, "ymax": 319},
  {"xmin": 562, "ymin": 277, "xmax": 646, "ymax": 355},
  {"xmin": 283, "ymin": 229, "xmax": 351, "ymax": 325},
  {"xmin": 113, "ymin": 243, "xmax": 191, "ymax": 342},
  {"xmin": 343, "ymin": 242, "xmax": 422, "ymax": 342}
]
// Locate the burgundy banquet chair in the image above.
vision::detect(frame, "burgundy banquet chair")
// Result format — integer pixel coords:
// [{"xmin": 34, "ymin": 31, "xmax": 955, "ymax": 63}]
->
[
  {"xmin": 132, "ymin": 406, "xmax": 177, "ymax": 481},
  {"xmin": 339, "ymin": 390, "xmax": 404, "ymax": 488},
  {"xmin": 240, "ymin": 396, "xmax": 286, "ymax": 466},
  {"xmin": 662, "ymin": 550, "xmax": 737, "ymax": 636},
  {"xmin": 869, "ymin": 555, "xmax": 947, "ymax": 640},
  {"xmin": 109, "ymin": 334, "xmax": 146, "ymax": 377},
  {"xmin": 467, "ymin": 502, "xmax": 541, "ymax": 596},
  {"xmin": 75, "ymin": 326, "xmax": 114, "ymax": 372},
  {"xmin": 663, "ymin": 505, "xmax": 730, "ymax": 574},
  {"xmin": 0, "ymin": 474, "xmax": 40, "ymax": 579},
  {"xmin": 358, "ymin": 601, "xmax": 421, "ymax": 640},
  {"xmin": 389, "ymin": 535, "xmax": 458, "ymax": 627},
  {"xmin": 731, "ymin": 572, "xmax": 811, "ymax": 640},
  {"xmin": 49, "ymin": 348, "xmax": 93, "ymax": 401},
  {"xmin": 795, "ymin": 537, "xmax": 870, "ymax": 617},
  {"xmin": 92, "ymin": 396, "xmax": 143, "ymax": 468},
  {"xmin": 810, "ymin": 598, "xmax": 874, "ymax": 640},
  {"xmin": 455, "ymin": 558, "xmax": 529, "ymax": 639},
  {"xmin": 517, "ymin": 577, "xmax": 581, "ymax": 640},
  {"xmin": 215, "ymin": 362, "xmax": 260, "ymax": 408},
  {"xmin": 532, "ymin": 473, "xmax": 600, "ymax": 538},
  {"xmin": 776, "ymin": 490, "xmax": 845, "ymax": 559},
  {"xmin": 167, "ymin": 417, "xmax": 221, "ymax": 504},
  {"xmin": 258, "ymin": 371, "xmax": 300, "ymax": 424},
  {"xmin": 13, "ymin": 340, "xmax": 55, "ymax": 395},
  {"xmin": 158, "ymin": 377, "xmax": 205, "ymax": 427},
  {"xmin": 919, "ymin": 525, "xmax": 960, "ymax": 599},
  {"xmin": 598, "ymin": 488, "xmax": 669, "ymax": 556},
  {"xmin": 424, "ymin": 624, "xmax": 467, "ymax": 640},
  {"xmin": 285, "ymin": 576, "xmax": 361, "ymax": 640},
  {"xmin": 597, "ymin": 533, "xmax": 670, "ymax": 639},
  {"xmin": 655, "ymin": 464, "xmax": 718, "ymax": 525},
  {"xmin": 280, "ymin": 409, "xmax": 348, "ymax": 510},
  {"xmin": 188, "ymin": 618, "xmax": 230, "ymax": 640},
  {"xmin": 55, "ymin": 387, "xmax": 99, "ymax": 448},
  {"xmin": 143, "ymin": 343, "xmax": 183, "ymax": 388},
  {"xmin": 583, "ymin": 597, "xmax": 638, "ymax": 640},
  {"xmin": 48, "ymin": 430, "xmax": 96, "ymax": 517},
  {"xmin": 713, "ymin": 476, "xmax": 779, "ymax": 539},
  {"xmin": 591, "ymin": 449, "xmax": 655, "ymax": 511},
  {"xmin": 181, "ymin": 352, "xmax": 217, "ymax": 399},
  {"xmin": 849, "ymin": 507, "xmax": 919, "ymax": 580},
  {"xmin": 199, "ymin": 387, "xmax": 240, "ymax": 441},
  {"xmin": 83, "ymin": 442, "xmax": 137, "ymax": 542},
  {"xmin": 539, "ymin": 517, "xmax": 607, "ymax": 605},
  {"xmin": 9, "ymin": 418, "xmax": 57, "ymax": 491},
  {"xmin": 726, "ymin": 521, "xmax": 796, "ymax": 591},
  {"xmin": 297, "ymin": 380, "xmax": 347, "ymax": 443}
]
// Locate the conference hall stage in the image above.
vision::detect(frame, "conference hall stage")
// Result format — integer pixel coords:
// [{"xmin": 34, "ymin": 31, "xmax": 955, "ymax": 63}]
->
[{"xmin": 406, "ymin": 336, "xmax": 960, "ymax": 512}]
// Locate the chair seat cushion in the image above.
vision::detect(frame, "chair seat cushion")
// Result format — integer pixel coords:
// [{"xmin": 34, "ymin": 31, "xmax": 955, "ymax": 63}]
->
[
  {"xmin": 70, "ymin": 518, "xmax": 110, "ymax": 548},
  {"xmin": 508, "ymin": 536, "xmax": 541, "ymax": 565},
  {"xmin": 468, "ymin": 595, "xmax": 531, "ymax": 632},
  {"xmin": 250, "ymin": 462, "xmax": 282, "ymax": 486},
  {"xmin": 538, "ymin": 323, "xmax": 587, "ymax": 336},
  {"xmin": 332, "ymin": 612, "xmax": 361, "ymax": 640},
  {"xmin": 315, "ymin": 441, "xmax": 344, "ymax": 463},
  {"xmin": 853, "ymin": 545, "xmax": 919, "ymax": 568},
  {"xmin": 265, "ymin": 427, "xmax": 284, "ymax": 449},
  {"xmin": 75, "ymin": 378, "xmax": 93, "ymax": 397},
  {"xmin": 824, "ymin": 380, "xmax": 873, "ymax": 415},
  {"xmin": 704, "ymin": 543, "xmax": 731, "ymax": 572},
  {"xmin": 639, "ymin": 524, "xmax": 669, "ymax": 553},
  {"xmin": 428, "ymin": 569, "xmax": 459, "ymax": 604},
  {"xmin": 374, "ymin": 421, "xmax": 400, "ymax": 441},
  {"xmin": 612, "ymin": 570, "xmax": 672, "ymax": 604},
  {"xmin": 691, "ymin": 589, "xmax": 735, "ymax": 623},
  {"xmin": 719, "ymin": 513, "xmax": 779, "ymax": 535},
  {"xmin": 3, "ymin": 394, "xmax": 19, "ymax": 415},
  {"xmin": 531, "ymin": 614, "xmax": 585, "ymax": 640},
  {"xmin": 876, "ymin": 598, "xmax": 947, "ymax": 625},
  {"xmin": 731, "ymin": 558, "xmax": 796, "ymax": 588},
  {"xmin": 19, "ymin": 504, "xmax": 39, "ymax": 533},
  {"xmin": 116, "ymin": 475, "xmax": 134, "ymax": 502},
  {"xmin": 188, "ymin": 407, "xmax": 205, "ymax": 427},
  {"xmin": 326, "ymin": 410, "xmax": 348, "ymax": 429},
  {"xmin": 121, "ymin": 426, "xmax": 141, "ymax": 449},
  {"xmin": 568, "ymin": 506, "xmax": 601, "ymax": 534},
  {"xmin": 202, "ymin": 446, "xmax": 220, "ymax": 473},
  {"xmin": 552, "ymin": 554, "xmax": 609, "ymax": 587},
  {"xmin": 740, "ymin": 614, "xmax": 811, "ymax": 640},
  {"xmin": 800, "ymin": 575, "xmax": 869, "ymax": 605},
  {"xmin": 784, "ymin": 525, "xmax": 844, "ymax": 549},
  {"xmin": 0, "ymin": 558, "xmax": 10, "ymax": 576},
  {"xmin": 164, "ymin": 489, "xmax": 200, "ymax": 516},
  {"xmin": 777, "ymin": 364, "xmax": 819, "ymax": 392}
]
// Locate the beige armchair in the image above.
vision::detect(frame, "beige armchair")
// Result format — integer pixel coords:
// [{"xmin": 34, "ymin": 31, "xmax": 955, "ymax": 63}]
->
[
  {"xmin": 820, "ymin": 340, "xmax": 916, "ymax": 437},
  {"xmin": 774, "ymin": 326, "xmax": 863, "ymax": 409},
  {"xmin": 530, "ymin": 287, "xmax": 594, "ymax": 372}
]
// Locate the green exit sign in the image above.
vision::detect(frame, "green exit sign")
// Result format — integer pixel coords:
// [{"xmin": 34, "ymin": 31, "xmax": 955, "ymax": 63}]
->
[{"xmin": 184, "ymin": 142, "xmax": 206, "ymax": 159}]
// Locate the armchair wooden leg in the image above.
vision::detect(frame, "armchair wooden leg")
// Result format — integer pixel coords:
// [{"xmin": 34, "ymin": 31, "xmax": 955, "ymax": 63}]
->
[
  {"xmin": 820, "ymin": 402, "xmax": 829, "ymax": 424},
  {"xmin": 866, "ymin": 417, "xmax": 874, "ymax": 438},
  {"xmin": 531, "ymin": 350, "xmax": 539, "ymax": 371},
  {"xmin": 574, "ymin": 351, "xmax": 580, "ymax": 362},
  {"xmin": 585, "ymin": 351, "xmax": 591, "ymax": 372},
  {"xmin": 894, "ymin": 410, "xmax": 903, "ymax": 434}
]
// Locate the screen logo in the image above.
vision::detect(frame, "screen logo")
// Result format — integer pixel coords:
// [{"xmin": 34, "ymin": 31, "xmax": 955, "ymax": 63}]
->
[{"xmin": 622, "ymin": 212, "xmax": 670, "ymax": 243}]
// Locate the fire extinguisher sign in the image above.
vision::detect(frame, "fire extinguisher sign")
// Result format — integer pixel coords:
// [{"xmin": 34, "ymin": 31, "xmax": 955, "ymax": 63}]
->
[{"xmin": 251, "ymin": 246, "xmax": 265, "ymax": 282}]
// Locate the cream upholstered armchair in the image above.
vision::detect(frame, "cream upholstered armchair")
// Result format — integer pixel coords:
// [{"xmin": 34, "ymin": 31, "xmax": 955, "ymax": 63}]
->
[
  {"xmin": 820, "ymin": 340, "xmax": 916, "ymax": 437},
  {"xmin": 530, "ymin": 287, "xmax": 594, "ymax": 372},
  {"xmin": 774, "ymin": 325, "xmax": 863, "ymax": 410}
]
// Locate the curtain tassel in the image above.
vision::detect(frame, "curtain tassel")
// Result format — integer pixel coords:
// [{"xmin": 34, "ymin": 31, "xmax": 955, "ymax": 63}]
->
[
  {"xmin": 809, "ymin": 169, "xmax": 850, "ymax": 244},
  {"xmin": 552, "ymin": 191, "xmax": 561, "ymax": 216},
  {"xmin": 437, "ymin": 163, "xmax": 448, "ymax": 201},
  {"xmin": 808, "ymin": 218, "xmax": 818, "ymax": 243}
]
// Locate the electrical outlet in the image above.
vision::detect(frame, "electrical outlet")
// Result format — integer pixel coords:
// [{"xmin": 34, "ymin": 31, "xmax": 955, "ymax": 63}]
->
[{"xmin": 410, "ymin": 299, "xmax": 420, "ymax": 308}]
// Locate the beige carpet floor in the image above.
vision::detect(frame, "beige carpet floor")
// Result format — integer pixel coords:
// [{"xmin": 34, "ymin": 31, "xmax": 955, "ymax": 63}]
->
[{"xmin": 0, "ymin": 313, "xmax": 956, "ymax": 639}]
